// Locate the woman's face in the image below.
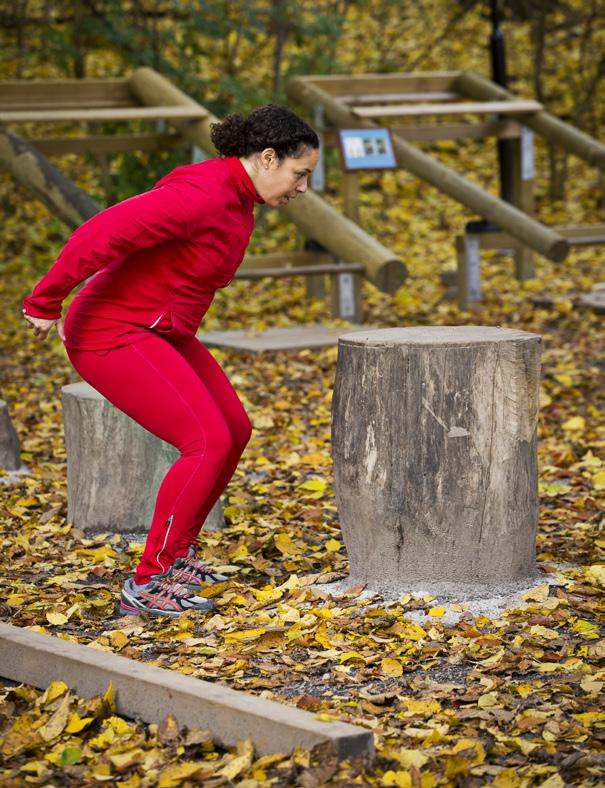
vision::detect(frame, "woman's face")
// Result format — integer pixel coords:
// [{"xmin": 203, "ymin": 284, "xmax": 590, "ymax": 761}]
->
[{"xmin": 248, "ymin": 146, "xmax": 320, "ymax": 207}]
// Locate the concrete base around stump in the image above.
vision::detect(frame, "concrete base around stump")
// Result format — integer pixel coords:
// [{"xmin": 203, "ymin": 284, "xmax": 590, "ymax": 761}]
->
[{"xmin": 62, "ymin": 382, "xmax": 225, "ymax": 534}]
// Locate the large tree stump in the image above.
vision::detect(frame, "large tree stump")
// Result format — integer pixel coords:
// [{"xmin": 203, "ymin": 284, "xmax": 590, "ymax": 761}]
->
[
  {"xmin": 331, "ymin": 326, "xmax": 542, "ymax": 598},
  {"xmin": 62, "ymin": 382, "xmax": 225, "ymax": 534},
  {"xmin": 0, "ymin": 400, "xmax": 22, "ymax": 471}
]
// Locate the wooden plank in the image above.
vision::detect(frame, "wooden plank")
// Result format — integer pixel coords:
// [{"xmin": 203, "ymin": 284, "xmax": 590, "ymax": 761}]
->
[
  {"xmin": 235, "ymin": 263, "xmax": 365, "ymax": 280},
  {"xmin": 389, "ymin": 120, "xmax": 521, "ymax": 141},
  {"xmin": 353, "ymin": 100, "xmax": 543, "ymax": 118},
  {"xmin": 30, "ymin": 133, "xmax": 186, "ymax": 156},
  {"xmin": 305, "ymin": 72, "xmax": 459, "ymax": 96},
  {"xmin": 241, "ymin": 251, "xmax": 334, "ymax": 270},
  {"xmin": 323, "ymin": 121, "xmax": 521, "ymax": 145},
  {"xmin": 0, "ymin": 105, "xmax": 208, "ymax": 122},
  {"xmin": 0, "ymin": 79, "xmax": 134, "ymax": 108},
  {"xmin": 335, "ymin": 91, "xmax": 460, "ymax": 103}
]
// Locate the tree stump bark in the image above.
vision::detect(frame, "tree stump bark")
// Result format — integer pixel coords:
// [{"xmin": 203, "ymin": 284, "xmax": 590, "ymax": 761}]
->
[
  {"xmin": 0, "ymin": 400, "xmax": 22, "ymax": 471},
  {"xmin": 62, "ymin": 382, "xmax": 225, "ymax": 534},
  {"xmin": 331, "ymin": 326, "xmax": 542, "ymax": 598}
]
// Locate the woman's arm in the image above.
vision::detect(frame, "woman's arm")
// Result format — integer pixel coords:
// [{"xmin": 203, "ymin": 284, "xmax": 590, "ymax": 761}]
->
[{"xmin": 22, "ymin": 180, "xmax": 213, "ymax": 320}]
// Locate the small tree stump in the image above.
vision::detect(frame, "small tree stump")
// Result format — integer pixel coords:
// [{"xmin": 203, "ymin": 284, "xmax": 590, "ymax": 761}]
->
[
  {"xmin": 331, "ymin": 326, "xmax": 542, "ymax": 598},
  {"xmin": 62, "ymin": 382, "xmax": 225, "ymax": 534},
  {"xmin": 0, "ymin": 400, "xmax": 22, "ymax": 471}
]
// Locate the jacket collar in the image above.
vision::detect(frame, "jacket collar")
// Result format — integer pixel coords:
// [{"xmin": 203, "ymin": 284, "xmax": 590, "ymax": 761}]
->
[{"xmin": 224, "ymin": 156, "xmax": 265, "ymax": 204}]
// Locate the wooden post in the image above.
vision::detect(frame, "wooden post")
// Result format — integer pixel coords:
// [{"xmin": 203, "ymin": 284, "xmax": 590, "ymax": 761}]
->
[
  {"xmin": 456, "ymin": 234, "xmax": 481, "ymax": 310},
  {"xmin": 511, "ymin": 127, "xmax": 536, "ymax": 280},
  {"xmin": 330, "ymin": 267, "xmax": 363, "ymax": 323},
  {"xmin": 330, "ymin": 172, "xmax": 364, "ymax": 322},
  {"xmin": 331, "ymin": 326, "xmax": 542, "ymax": 598},
  {"xmin": 62, "ymin": 382, "xmax": 225, "ymax": 534}
]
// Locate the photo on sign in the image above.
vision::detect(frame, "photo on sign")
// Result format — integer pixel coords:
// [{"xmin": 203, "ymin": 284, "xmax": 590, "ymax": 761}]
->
[{"xmin": 338, "ymin": 128, "xmax": 396, "ymax": 171}]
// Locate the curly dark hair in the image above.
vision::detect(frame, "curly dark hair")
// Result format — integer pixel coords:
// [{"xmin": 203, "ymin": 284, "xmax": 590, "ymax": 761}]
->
[{"xmin": 210, "ymin": 104, "xmax": 319, "ymax": 160}]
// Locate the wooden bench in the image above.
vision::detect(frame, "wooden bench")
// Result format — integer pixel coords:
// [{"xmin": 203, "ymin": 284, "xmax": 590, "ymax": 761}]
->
[
  {"xmin": 455, "ymin": 223, "xmax": 605, "ymax": 309},
  {"xmin": 236, "ymin": 252, "xmax": 366, "ymax": 323}
]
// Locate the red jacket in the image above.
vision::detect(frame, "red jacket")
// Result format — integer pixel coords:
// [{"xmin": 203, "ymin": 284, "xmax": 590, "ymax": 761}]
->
[{"xmin": 22, "ymin": 156, "xmax": 263, "ymax": 350}]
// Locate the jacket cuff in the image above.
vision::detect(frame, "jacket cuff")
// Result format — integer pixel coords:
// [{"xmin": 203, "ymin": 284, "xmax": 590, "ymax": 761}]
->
[{"xmin": 22, "ymin": 298, "xmax": 62, "ymax": 320}]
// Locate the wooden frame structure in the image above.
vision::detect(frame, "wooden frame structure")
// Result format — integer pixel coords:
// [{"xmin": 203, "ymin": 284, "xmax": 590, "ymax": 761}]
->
[
  {"xmin": 288, "ymin": 71, "xmax": 605, "ymax": 309},
  {"xmin": 1, "ymin": 72, "xmax": 409, "ymax": 324}
]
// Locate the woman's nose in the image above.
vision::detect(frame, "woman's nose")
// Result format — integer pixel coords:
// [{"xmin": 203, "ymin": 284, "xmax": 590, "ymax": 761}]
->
[{"xmin": 296, "ymin": 179, "xmax": 308, "ymax": 193}]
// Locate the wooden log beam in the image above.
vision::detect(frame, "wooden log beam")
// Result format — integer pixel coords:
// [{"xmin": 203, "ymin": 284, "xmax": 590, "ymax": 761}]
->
[
  {"xmin": 235, "ymin": 263, "xmax": 365, "ymax": 279},
  {"xmin": 335, "ymin": 91, "xmax": 460, "ymax": 103},
  {"xmin": 0, "ymin": 125, "xmax": 100, "ymax": 228},
  {"xmin": 352, "ymin": 99, "xmax": 543, "ymax": 118},
  {"xmin": 240, "ymin": 251, "xmax": 334, "ymax": 270},
  {"xmin": 0, "ymin": 105, "xmax": 207, "ymax": 123},
  {"xmin": 128, "ymin": 67, "xmax": 406, "ymax": 294},
  {"xmin": 288, "ymin": 76, "xmax": 569, "ymax": 263},
  {"xmin": 305, "ymin": 72, "xmax": 459, "ymax": 96},
  {"xmin": 0, "ymin": 78, "xmax": 135, "ymax": 109},
  {"xmin": 29, "ymin": 133, "xmax": 186, "ymax": 156},
  {"xmin": 325, "ymin": 120, "xmax": 522, "ymax": 144},
  {"xmin": 455, "ymin": 71, "xmax": 605, "ymax": 172}
]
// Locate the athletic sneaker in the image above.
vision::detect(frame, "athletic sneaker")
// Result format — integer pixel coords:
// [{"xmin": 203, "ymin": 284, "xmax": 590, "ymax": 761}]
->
[
  {"xmin": 165, "ymin": 545, "xmax": 229, "ymax": 590},
  {"xmin": 119, "ymin": 576, "xmax": 215, "ymax": 618}
]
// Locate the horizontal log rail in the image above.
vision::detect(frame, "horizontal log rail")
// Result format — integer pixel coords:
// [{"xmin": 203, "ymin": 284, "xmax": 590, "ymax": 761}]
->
[
  {"xmin": 29, "ymin": 133, "xmax": 186, "ymax": 156},
  {"xmin": 352, "ymin": 99, "xmax": 543, "ymax": 118},
  {"xmin": 0, "ymin": 105, "xmax": 207, "ymax": 123},
  {"xmin": 235, "ymin": 263, "xmax": 365, "ymax": 279},
  {"xmin": 335, "ymin": 91, "xmax": 460, "ymax": 103},
  {"xmin": 323, "ymin": 120, "xmax": 522, "ymax": 144}
]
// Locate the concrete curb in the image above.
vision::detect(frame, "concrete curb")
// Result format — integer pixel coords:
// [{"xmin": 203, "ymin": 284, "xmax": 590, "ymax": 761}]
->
[{"xmin": 0, "ymin": 622, "xmax": 373, "ymax": 761}]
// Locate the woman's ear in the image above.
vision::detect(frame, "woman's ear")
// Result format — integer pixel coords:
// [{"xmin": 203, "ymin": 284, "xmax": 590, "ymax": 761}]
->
[{"xmin": 260, "ymin": 147, "xmax": 277, "ymax": 169}]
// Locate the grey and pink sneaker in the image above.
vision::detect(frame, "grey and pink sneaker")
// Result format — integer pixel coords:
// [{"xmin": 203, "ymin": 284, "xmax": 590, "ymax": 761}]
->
[
  {"xmin": 119, "ymin": 575, "xmax": 215, "ymax": 617},
  {"xmin": 165, "ymin": 545, "xmax": 229, "ymax": 590}
]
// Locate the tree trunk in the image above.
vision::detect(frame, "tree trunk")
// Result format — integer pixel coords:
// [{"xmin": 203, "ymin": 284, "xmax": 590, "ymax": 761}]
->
[
  {"xmin": 62, "ymin": 382, "xmax": 225, "ymax": 535},
  {"xmin": 0, "ymin": 400, "xmax": 22, "ymax": 471},
  {"xmin": 331, "ymin": 326, "xmax": 542, "ymax": 599}
]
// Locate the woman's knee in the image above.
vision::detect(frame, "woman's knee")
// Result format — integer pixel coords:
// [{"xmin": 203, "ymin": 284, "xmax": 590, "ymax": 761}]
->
[{"xmin": 180, "ymin": 417, "xmax": 233, "ymax": 462}]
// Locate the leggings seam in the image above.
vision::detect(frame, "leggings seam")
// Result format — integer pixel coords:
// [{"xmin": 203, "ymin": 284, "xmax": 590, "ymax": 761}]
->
[{"xmin": 130, "ymin": 342, "xmax": 211, "ymax": 573}]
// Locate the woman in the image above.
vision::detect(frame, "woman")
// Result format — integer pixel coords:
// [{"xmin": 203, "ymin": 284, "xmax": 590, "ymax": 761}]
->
[{"xmin": 23, "ymin": 104, "xmax": 319, "ymax": 618}]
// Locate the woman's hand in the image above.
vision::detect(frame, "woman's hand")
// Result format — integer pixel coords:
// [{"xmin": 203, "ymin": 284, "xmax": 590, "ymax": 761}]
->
[{"xmin": 23, "ymin": 314, "xmax": 65, "ymax": 342}]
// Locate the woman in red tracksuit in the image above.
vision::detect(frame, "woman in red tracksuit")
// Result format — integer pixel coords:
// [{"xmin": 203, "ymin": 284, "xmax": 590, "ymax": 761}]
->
[{"xmin": 23, "ymin": 104, "xmax": 319, "ymax": 618}]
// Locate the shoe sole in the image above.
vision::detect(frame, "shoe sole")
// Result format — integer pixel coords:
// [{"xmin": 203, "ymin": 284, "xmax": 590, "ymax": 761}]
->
[{"xmin": 119, "ymin": 601, "xmax": 181, "ymax": 618}]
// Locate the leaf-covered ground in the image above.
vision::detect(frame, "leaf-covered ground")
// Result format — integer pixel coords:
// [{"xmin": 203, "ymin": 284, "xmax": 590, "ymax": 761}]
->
[{"xmin": 1, "ymin": 106, "xmax": 604, "ymax": 787}]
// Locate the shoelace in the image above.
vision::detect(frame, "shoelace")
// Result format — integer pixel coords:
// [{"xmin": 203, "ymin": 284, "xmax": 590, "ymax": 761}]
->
[
  {"xmin": 181, "ymin": 554, "xmax": 214, "ymax": 573},
  {"xmin": 149, "ymin": 577, "xmax": 193, "ymax": 599}
]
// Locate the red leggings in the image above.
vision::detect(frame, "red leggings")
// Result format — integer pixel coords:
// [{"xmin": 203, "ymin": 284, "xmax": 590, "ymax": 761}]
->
[{"xmin": 66, "ymin": 335, "xmax": 251, "ymax": 583}]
